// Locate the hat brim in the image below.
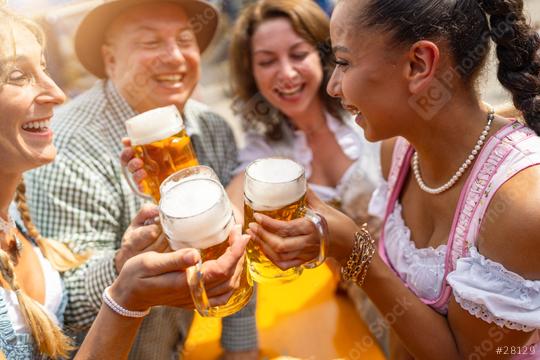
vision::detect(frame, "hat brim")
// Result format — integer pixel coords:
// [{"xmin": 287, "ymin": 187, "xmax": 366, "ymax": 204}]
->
[{"xmin": 75, "ymin": 0, "xmax": 219, "ymax": 78}]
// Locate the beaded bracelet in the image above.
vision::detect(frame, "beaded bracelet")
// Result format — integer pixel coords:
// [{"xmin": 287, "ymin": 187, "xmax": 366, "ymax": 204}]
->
[
  {"xmin": 341, "ymin": 224, "xmax": 375, "ymax": 287},
  {"xmin": 102, "ymin": 286, "xmax": 150, "ymax": 318}
]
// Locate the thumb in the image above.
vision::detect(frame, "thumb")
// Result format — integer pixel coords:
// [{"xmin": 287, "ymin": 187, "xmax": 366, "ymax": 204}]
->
[
  {"xmin": 143, "ymin": 249, "xmax": 200, "ymax": 276},
  {"xmin": 132, "ymin": 204, "xmax": 159, "ymax": 226},
  {"xmin": 228, "ymin": 224, "xmax": 248, "ymax": 257}
]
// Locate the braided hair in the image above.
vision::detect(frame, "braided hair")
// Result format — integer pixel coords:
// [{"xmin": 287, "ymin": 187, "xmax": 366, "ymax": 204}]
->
[
  {"xmin": 0, "ymin": 250, "xmax": 74, "ymax": 358},
  {"xmin": 15, "ymin": 181, "xmax": 87, "ymax": 272},
  {"xmin": 478, "ymin": 0, "xmax": 540, "ymax": 133}
]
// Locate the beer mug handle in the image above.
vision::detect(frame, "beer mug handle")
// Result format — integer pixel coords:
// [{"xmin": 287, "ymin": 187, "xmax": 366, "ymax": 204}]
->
[
  {"xmin": 186, "ymin": 259, "xmax": 212, "ymax": 317},
  {"xmin": 121, "ymin": 164, "xmax": 154, "ymax": 202},
  {"xmin": 302, "ymin": 209, "xmax": 329, "ymax": 269}
]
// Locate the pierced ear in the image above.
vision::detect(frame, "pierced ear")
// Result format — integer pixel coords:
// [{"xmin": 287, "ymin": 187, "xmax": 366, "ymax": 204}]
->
[
  {"xmin": 101, "ymin": 44, "xmax": 115, "ymax": 78},
  {"xmin": 405, "ymin": 40, "xmax": 439, "ymax": 94}
]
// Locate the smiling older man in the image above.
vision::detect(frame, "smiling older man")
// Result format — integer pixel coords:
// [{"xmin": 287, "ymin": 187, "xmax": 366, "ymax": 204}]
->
[{"xmin": 25, "ymin": 0, "xmax": 258, "ymax": 359}]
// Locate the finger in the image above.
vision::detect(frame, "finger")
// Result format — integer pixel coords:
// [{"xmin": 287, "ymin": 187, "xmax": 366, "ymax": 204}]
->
[
  {"xmin": 132, "ymin": 169, "xmax": 148, "ymax": 191},
  {"xmin": 204, "ymin": 270, "xmax": 241, "ymax": 298},
  {"xmin": 275, "ymin": 259, "xmax": 305, "ymax": 270},
  {"xmin": 132, "ymin": 204, "xmax": 160, "ymax": 226},
  {"xmin": 138, "ymin": 249, "xmax": 200, "ymax": 278},
  {"xmin": 226, "ymin": 225, "xmax": 249, "ymax": 258},
  {"xmin": 208, "ymin": 290, "xmax": 234, "ymax": 308},
  {"xmin": 127, "ymin": 157, "xmax": 145, "ymax": 173},
  {"xmin": 121, "ymin": 137, "xmax": 132, "ymax": 147},
  {"xmin": 248, "ymin": 222, "xmax": 298, "ymax": 254},
  {"xmin": 252, "ymin": 213, "xmax": 313, "ymax": 237},
  {"xmin": 247, "ymin": 226, "xmax": 319, "ymax": 266},
  {"xmin": 120, "ymin": 145, "xmax": 135, "ymax": 167},
  {"xmin": 143, "ymin": 232, "xmax": 170, "ymax": 253},
  {"xmin": 130, "ymin": 224, "xmax": 162, "ymax": 249}
]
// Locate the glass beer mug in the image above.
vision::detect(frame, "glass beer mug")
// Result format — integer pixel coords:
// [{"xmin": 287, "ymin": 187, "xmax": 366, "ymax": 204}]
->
[
  {"xmin": 160, "ymin": 164, "xmax": 219, "ymax": 196},
  {"xmin": 159, "ymin": 176, "xmax": 253, "ymax": 317},
  {"xmin": 124, "ymin": 105, "xmax": 198, "ymax": 202},
  {"xmin": 243, "ymin": 158, "xmax": 328, "ymax": 284}
]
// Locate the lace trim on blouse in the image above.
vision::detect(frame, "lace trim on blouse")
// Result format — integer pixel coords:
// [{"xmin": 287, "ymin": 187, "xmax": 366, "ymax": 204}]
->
[
  {"xmin": 448, "ymin": 247, "xmax": 540, "ymax": 331},
  {"xmin": 370, "ymin": 182, "xmax": 540, "ymax": 331}
]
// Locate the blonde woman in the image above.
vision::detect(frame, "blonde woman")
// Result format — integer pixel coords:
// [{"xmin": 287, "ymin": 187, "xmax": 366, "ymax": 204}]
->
[{"xmin": 0, "ymin": 5, "xmax": 247, "ymax": 359}]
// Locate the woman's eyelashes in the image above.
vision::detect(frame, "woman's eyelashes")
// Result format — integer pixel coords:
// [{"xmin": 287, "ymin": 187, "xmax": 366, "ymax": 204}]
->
[{"xmin": 256, "ymin": 51, "xmax": 312, "ymax": 68}]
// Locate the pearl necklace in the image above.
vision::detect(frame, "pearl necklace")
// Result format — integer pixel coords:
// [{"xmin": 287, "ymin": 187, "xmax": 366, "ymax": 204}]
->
[{"xmin": 412, "ymin": 110, "xmax": 494, "ymax": 195}]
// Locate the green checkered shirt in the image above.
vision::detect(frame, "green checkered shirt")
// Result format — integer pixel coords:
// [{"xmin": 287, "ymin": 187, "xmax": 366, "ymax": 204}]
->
[{"xmin": 25, "ymin": 80, "xmax": 257, "ymax": 354}]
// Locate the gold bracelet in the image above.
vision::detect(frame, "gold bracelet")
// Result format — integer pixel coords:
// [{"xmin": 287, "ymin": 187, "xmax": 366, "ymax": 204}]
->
[{"xmin": 341, "ymin": 224, "xmax": 375, "ymax": 286}]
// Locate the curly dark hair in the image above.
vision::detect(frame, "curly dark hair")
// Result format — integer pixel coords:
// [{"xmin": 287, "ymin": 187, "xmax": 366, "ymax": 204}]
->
[
  {"xmin": 229, "ymin": 0, "xmax": 343, "ymax": 141},
  {"xmin": 354, "ymin": 0, "xmax": 540, "ymax": 134}
]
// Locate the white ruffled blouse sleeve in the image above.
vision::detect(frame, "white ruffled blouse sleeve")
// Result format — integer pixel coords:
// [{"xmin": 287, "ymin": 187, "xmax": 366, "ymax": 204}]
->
[{"xmin": 446, "ymin": 247, "xmax": 540, "ymax": 331}]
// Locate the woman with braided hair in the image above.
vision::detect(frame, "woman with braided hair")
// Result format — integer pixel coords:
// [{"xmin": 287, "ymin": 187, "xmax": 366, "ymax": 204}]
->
[
  {"xmin": 245, "ymin": 0, "xmax": 540, "ymax": 358},
  {"xmin": 0, "ymin": 5, "xmax": 250, "ymax": 359}
]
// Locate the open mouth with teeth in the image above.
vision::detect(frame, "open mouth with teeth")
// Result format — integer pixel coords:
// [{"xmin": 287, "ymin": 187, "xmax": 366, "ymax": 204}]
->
[
  {"xmin": 154, "ymin": 74, "xmax": 185, "ymax": 88},
  {"xmin": 274, "ymin": 83, "xmax": 305, "ymax": 99},
  {"xmin": 22, "ymin": 120, "xmax": 50, "ymax": 133}
]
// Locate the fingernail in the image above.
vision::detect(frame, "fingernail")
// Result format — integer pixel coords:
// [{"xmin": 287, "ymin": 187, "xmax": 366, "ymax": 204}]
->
[
  {"xmin": 253, "ymin": 213, "xmax": 262, "ymax": 222},
  {"xmin": 248, "ymin": 223, "xmax": 258, "ymax": 232}
]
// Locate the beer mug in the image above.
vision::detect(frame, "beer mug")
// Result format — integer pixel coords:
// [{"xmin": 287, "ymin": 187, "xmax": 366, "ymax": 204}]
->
[
  {"xmin": 159, "ymin": 177, "xmax": 253, "ymax": 317},
  {"xmin": 160, "ymin": 165, "xmax": 219, "ymax": 196},
  {"xmin": 124, "ymin": 105, "xmax": 198, "ymax": 202},
  {"xmin": 243, "ymin": 158, "xmax": 328, "ymax": 284}
]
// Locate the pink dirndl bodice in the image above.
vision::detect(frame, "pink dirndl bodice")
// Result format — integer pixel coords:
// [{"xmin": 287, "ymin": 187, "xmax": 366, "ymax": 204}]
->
[{"xmin": 378, "ymin": 122, "xmax": 540, "ymax": 357}]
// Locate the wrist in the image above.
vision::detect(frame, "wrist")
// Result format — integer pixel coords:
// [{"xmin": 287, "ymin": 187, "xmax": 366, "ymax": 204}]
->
[
  {"xmin": 108, "ymin": 280, "xmax": 148, "ymax": 313},
  {"xmin": 325, "ymin": 212, "xmax": 360, "ymax": 265},
  {"xmin": 103, "ymin": 285, "xmax": 150, "ymax": 317}
]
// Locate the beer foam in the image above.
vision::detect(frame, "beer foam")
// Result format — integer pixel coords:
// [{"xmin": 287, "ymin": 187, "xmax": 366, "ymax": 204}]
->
[
  {"xmin": 245, "ymin": 158, "xmax": 305, "ymax": 210},
  {"xmin": 160, "ymin": 179, "xmax": 233, "ymax": 250},
  {"xmin": 126, "ymin": 105, "xmax": 184, "ymax": 146}
]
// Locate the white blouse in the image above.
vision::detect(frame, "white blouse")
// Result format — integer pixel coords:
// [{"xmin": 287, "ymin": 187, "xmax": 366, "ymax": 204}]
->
[
  {"xmin": 369, "ymin": 182, "xmax": 540, "ymax": 331},
  {"xmin": 0, "ymin": 246, "xmax": 63, "ymax": 334},
  {"xmin": 236, "ymin": 113, "xmax": 382, "ymax": 216}
]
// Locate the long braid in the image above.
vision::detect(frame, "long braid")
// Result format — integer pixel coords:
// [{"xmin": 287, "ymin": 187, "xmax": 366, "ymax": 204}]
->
[
  {"xmin": 15, "ymin": 181, "xmax": 87, "ymax": 272},
  {"xmin": 0, "ymin": 250, "xmax": 73, "ymax": 358},
  {"xmin": 478, "ymin": 0, "xmax": 540, "ymax": 134}
]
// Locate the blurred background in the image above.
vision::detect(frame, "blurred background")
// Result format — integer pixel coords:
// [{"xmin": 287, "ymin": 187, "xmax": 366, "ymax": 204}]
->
[
  {"xmin": 7, "ymin": 0, "xmax": 540, "ymax": 146},
  {"xmin": 5, "ymin": 0, "xmax": 540, "ymax": 358}
]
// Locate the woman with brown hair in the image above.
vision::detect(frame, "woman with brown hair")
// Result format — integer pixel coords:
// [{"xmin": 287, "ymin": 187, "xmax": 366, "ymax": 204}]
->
[
  {"xmin": 225, "ymin": 0, "xmax": 381, "ymax": 229},
  {"xmin": 0, "ymin": 4, "xmax": 248, "ymax": 359}
]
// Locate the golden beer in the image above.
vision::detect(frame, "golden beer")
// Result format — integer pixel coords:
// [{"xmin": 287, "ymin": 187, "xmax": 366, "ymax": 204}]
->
[
  {"xmin": 243, "ymin": 158, "xmax": 307, "ymax": 283},
  {"xmin": 134, "ymin": 129, "xmax": 198, "ymax": 201},
  {"xmin": 199, "ymin": 236, "xmax": 252, "ymax": 317},
  {"xmin": 244, "ymin": 195, "xmax": 306, "ymax": 283},
  {"xmin": 160, "ymin": 178, "xmax": 252, "ymax": 317},
  {"xmin": 126, "ymin": 105, "xmax": 198, "ymax": 202}
]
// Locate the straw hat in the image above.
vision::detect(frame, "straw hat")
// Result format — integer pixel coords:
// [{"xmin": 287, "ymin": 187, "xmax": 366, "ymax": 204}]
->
[{"xmin": 74, "ymin": 0, "xmax": 219, "ymax": 78}]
